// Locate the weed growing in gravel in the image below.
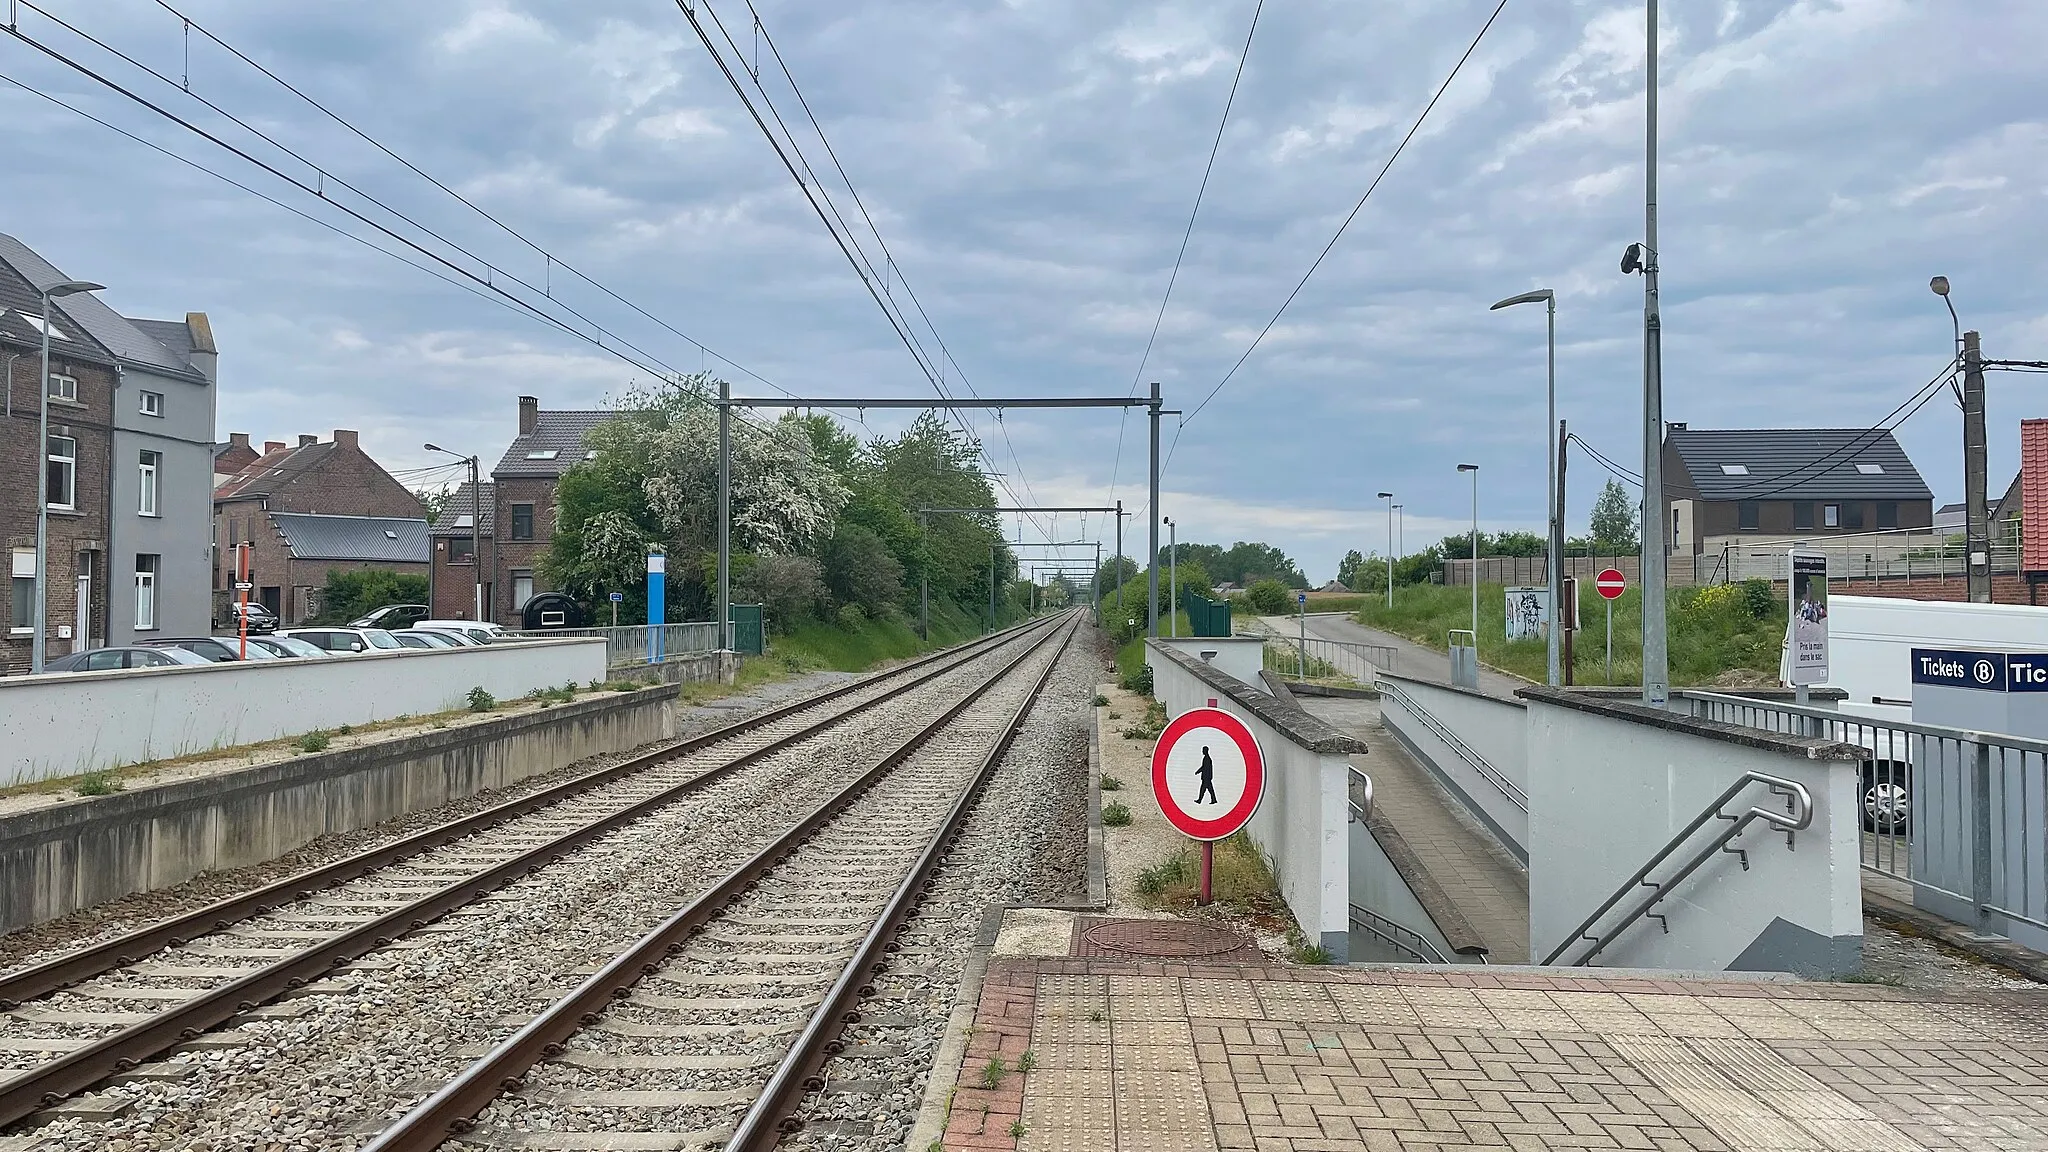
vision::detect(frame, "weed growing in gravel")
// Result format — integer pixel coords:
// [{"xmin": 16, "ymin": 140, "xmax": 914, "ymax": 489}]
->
[
  {"xmin": 1088, "ymin": 1009, "xmax": 1105, "ymax": 1023},
  {"xmin": 335, "ymin": 724, "xmax": 353, "ymax": 735},
  {"xmin": 294, "ymin": 730, "xmax": 331, "ymax": 754},
  {"xmin": 1135, "ymin": 850, "xmax": 1193, "ymax": 899},
  {"xmin": 1290, "ymin": 934, "xmax": 1334, "ymax": 965},
  {"xmin": 1839, "ymin": 969, "xmax": 1906, "ymax": 986},
  {"xmin": 1092, "ymin": 693, "xmax": 1110, "ymax": 707},
  {"xmin": 73, "ymin": 770, "xmax": 123, "ymax": 796},
  {"xmin": 467, "ymin": 686, "xmax": 496, "ymax": 712},
  {"xmin": 1017, "ymin": 1049, "xmax": 1037, "ymax": 1073},
  {"xmin": 1120, "ymin": 699, "xmax": 1168, "ymax": 740},
  {"xmin": 1008, "ymin": 1120, "xmax": 1027, "ymax": 1140},
  {"xmin": 979, "ymin": 1056, "xmax": 1007, "ymax": 1089},
  {"xmin": 1099, "ymin": 774, "xmax": 1123, "ymax": 791},
  {"xmin": 1136, "ymin": 833, "xmax": 1284, "ymax": 921},
  {"xmin": 1101, "ymin": 800, "xmax": 1133, "ymax": 826},
  {"xmin": 1108, "ymin": 710, "xmax": 1121, "ymax": 719},
  {"xmin": 588, "ymin": 678, "xmax": 605, "ymax": 691}
]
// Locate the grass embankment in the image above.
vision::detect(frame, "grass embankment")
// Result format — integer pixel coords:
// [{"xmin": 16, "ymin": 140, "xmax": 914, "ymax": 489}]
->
[
  {"xmin": 680, "ymin": 597, "xmax": 1014, "ymax": 705},
  {"xmin": 1355, "ymin": 580, "xmax": 1786, "ymax": 687}
]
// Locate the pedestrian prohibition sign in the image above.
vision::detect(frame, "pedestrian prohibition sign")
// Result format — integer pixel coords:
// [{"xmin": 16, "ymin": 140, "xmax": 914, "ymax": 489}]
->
[
  {"xmin": 1151, "ymin": 706, "xmax": 1266, "ymax": 842},
  {"xmin": 1595, "ymin": 568, "xmax": 1627, "ymax": 600}
]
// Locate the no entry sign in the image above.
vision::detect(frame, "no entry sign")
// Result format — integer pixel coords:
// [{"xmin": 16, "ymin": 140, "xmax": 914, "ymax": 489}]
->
[
  {"xmin": 1151, "ymin": 707, "xmax": 1265, "ymax": 842},
  {"xmin": 1596, "ymin": 568, "xmax": 1626, "ymax": 600}
]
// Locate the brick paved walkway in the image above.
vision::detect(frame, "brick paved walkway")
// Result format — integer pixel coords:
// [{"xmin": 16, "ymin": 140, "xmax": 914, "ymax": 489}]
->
[{"xmin": 941, "ymin": 954, "xmax": 2048, "ymax": 1151}]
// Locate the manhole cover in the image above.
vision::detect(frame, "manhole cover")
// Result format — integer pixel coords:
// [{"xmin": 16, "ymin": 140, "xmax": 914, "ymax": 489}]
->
[{"xmin": 1081, "ymin": 920, "xmax": 1250, "ymax": 959}]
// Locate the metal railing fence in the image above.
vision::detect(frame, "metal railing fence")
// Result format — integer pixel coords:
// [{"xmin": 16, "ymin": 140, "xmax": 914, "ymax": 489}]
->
[
  {"xmin": 1349, "ymin": 902, "xmax": 1451, "ymax": 964},
  {"xmin": 1374, "ymin": 677, "xmax": 1527, "ymax": 813},
  {"xmin": 1260, "ymin": 636, "xmax": 1393, "ymax": 685},
  {"xmin": 501, "ymin": 622, "xmax": 722, "ymax": 666},
  {"xmin": 1691, "ymin": 523, "xmax": 2022, "ymax": 585},
  {"xmin": 1681, "ymin": 690, "xmax": 2048, "ymax": 946}
]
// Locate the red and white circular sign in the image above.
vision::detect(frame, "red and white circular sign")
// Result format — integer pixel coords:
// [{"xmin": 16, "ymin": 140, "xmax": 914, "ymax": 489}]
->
[
  {"xmin": 1596, "ymin": 568, "xmax": 1627, "ymax": 600},
  {"xmin": 1150, "ymin": 707, "xmax": 1265, "ymax": 842}
]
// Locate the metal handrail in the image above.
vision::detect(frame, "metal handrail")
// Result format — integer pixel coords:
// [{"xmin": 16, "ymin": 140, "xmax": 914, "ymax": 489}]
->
[
  {"xmin": 1682, "ymin": 689, "xmax": 2048, "ymax": 755},
  {"xmin": 1348, "ymin": 765, "xmax": 1374, "ymax": 824},
  {"xmin": 1348, "ymin": 902, "xmax": 1451, "ymax": 964},
  {"xmin": 1375, "ymin": 677, "xmax": 1528, "ymax": 812},
  {"xmin": 1540, "ymin": 771, "xmax": 1813, "ymax": 966}
]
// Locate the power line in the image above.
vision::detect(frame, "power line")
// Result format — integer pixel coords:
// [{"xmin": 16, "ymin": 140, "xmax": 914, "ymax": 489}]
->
[
  {"xmin": 1167, "ymin": 0, "xmax": 1512, "ymax": 468},
  {"xmin": 1103, "ymin": 0, "xmax": 1264, "ymax": 547}
]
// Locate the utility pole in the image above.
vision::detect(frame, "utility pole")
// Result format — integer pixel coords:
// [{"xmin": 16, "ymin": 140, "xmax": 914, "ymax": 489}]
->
[
  {"xmin": 1147, "ymin": 381, "xmax": 1161, "ymax": 638},
  {"xmin": 918, "ymin": 511, "xmax": 929, "ymax": 641},
  {"xmin": 1559, "ymin": 418, "xmax": 1571, "ymax": 684},
  {"xmin": 1114, "ymin": 500, "xmax": 1125, "ymax": 619},
  {"xmin": 1964, "ymin": 330, "xmax": 1990, "ymax": 604},
  {"xmin": 717, "ymin": 377, "xmax": 731, "ymax": 650},
  {"xmin": 1165, "ymin": 516, "xmax": 1177, "ymax": 637},
  {"xmin": 1637, "ymin": 0, "xmax": 1671, "ymax": 708}
]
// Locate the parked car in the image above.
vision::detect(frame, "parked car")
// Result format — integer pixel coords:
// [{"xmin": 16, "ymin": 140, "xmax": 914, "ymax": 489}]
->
[
  {"xmin": 423, "ymin": 629, "xmax": 482, "ymax": 645},
  {"xmin": 245, "ymin": 635, "xmax": 330, "ymax": 659},
  {"xmin": 348, "ymin": 604, "xmax": 431, "ymax": 630},
  {"xmin": 138, "ymin": 637, "xmax": 282, "ymax": 662},
  {"xmin": 392, "ymin": 631, "xmax": 462, "ymax": 650},
  {"xmin": 224, "ymin": 601, "xmax": 280, "ymax": 634},
  {"xmin": 413, "ymin": 620, "xmax": 506, "ymax": 645},
  {"xmin": 276, "ymin": 627, "xmax": 405, "ymax": 655},
  {"xmin": 43, "ymin": 646, "xmax": 213, "ymax": 673}
]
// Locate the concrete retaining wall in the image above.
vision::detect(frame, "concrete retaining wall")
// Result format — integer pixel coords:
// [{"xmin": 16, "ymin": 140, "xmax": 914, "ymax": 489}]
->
[
  {"xmin": 1147, "ymin": 641, "xmax": 1363, "ymax": 961},
  {"xmin": 1523, "ymin": 688, "xmax": 1866, "ymax": 976},
  {"xmin": 611, "ymin": 650, "xmax": 742, "ymax": 688},
  {"xmin": 1149, "ymin": 636, "xmax": 1264, "ymax": 687},
  {"xmin": 1, "ymin": 639, "xmax": 608, "ymax": 786},
  {"xmin": 1375, "ymin": 672, "xmax": 1530, "ymax": 862},
  {"xmin": 0, "ymin": 684, "xmax": 675, "ymax": 932}
]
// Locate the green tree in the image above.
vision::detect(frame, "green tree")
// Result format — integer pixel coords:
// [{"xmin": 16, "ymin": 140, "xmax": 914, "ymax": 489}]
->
[
  {"xmin": 314, "ymin": 569, "xmax": 428, "ymax": 624},
  {"xmin": 1245, "ymin": 578, "xmax": 1294, "ymax": 615},
  {"xmin": 1590, "ymin": 480, "xmax": 1640, "ymax": 551},
  {"xmin": 1336, "ymin": 549, "xmax": 1366, "ymax": 590},
  {"xmin": 413, "ymin": 485, "xmax": 456, "ymax": 524}
]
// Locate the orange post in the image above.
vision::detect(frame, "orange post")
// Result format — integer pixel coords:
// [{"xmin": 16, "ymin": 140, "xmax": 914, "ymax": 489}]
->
[{"xmin": 236, "ymin": 542, "xmax": 252, "ymax": 660}]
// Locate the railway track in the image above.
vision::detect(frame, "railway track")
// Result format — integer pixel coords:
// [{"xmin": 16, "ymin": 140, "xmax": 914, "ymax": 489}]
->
[
  {"xmin": 0, "ymin": 612, "xmax": 1074, "ymax": 1137},
  {"xmin": 360, "ymin": 610, "xmax": 1083, "ymax": 1151}
]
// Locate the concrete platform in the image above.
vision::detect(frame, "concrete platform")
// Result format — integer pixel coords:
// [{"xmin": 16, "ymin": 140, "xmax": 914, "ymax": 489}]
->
[{"xmin": 939, "ymin": 913, "xmax": 2048, "ymax": 1152}]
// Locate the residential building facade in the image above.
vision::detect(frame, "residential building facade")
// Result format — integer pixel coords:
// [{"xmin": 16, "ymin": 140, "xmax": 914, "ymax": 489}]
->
[
  {"xmin": 428, "ymin": 395, "xmax": 610, "ymax": 624},
  {"xmin": 214, "ymin": 430, "xmax": 424, "ymax": 623},
  {"xmin": 0, "ymin": 233, "xmax": 216, "ymax": 672},
  {"xmin": 1663, "ymin": 425, "xmax": 1936, "ymax": 557}
]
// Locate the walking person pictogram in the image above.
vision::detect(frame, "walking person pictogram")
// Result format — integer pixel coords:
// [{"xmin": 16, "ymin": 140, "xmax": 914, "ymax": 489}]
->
[{"xmin": 1195, "ymin": 746, "xmax": 1218, "ymax": 805}]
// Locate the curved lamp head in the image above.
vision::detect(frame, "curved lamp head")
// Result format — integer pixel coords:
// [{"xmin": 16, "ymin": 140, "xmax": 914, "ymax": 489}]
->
[
  {"xmin": 1489, "ymin": 288, "xmax": 1554, "ymax": 311},
  {"xmin": 45, "ymin": 280, "xmax": 106, "ymax": 299},
  {"xmin": 1377, "ymin": 491, "xmax": 1393, "ymax": 499},
  {"xmin": 423, "ymin": 442, "xmax": 444, "ymax": 453},
  {"xmin": 1456, "ymin": 463, "xmax": 1479, "ymax": 473},
  {"xmin": 1930, "ymin": 276, "xmax": 1951, "ymax": 298}
]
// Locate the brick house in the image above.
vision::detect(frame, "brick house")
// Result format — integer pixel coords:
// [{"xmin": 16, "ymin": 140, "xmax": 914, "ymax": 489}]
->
[
  {"xmin": 428, "ymin": 480, "xmax": 494, "ymax": 621},
  {"xmin": 428, "ymin": 395, "xmax": 611, "ymax": 624},
  {"xmin": 214, "ymin": 430, "xmax": 424, "ymax": 623},
  {"xmin": 1663, "ymin": 425, "xmax": 1936, "ymax": 556}
]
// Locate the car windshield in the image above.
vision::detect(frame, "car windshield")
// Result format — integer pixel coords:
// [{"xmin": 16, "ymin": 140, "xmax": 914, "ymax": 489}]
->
[
  {"xmin": 215, "ymin": 639, "xmax": 279, "ymax": 658},
  {"xmin": 361, "ymin": 629, "xmax": 401, "ymax": 649},
  {"xmin": 158, "ymin": 648, "xmax": 212, "ymax": 665}
]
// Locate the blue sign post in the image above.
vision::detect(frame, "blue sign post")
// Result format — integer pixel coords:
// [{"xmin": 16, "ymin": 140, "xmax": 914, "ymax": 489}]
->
[{"xmin": 647, "ymin": 551, "xmax": 666, "ymax": 664}]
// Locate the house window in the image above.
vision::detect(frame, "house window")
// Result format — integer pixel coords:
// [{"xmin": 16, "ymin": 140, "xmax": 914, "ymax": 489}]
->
[
  {"xmin": 1794, "ymin": 502, "xmax": 1814, "ymax": 530},
  {"xmin": 1738, "ymin": 502, "xmax": 1760, "ymax": 531},
  {"xmin": 139, "ymin": 390, "xmax": 164, "ymax": 417},
  {"xmin": 1823, "ymin": 504, "xmax": 1840, "ymax": 528},
  {"xmin": 450, "ymin": 535, "xmax": 475, "ymax": 563},
  {"xmin": 10, "ymin": 550, "xmax": 33, "ymax": 634},
  {"xmin": 1844, "ymin": 503, "xmax": 1865, "ymax": 530},
  {"xmin": 135, "ymin": 555, "xmax": 159, "ymax": 630},
  {"xmin": 139, "ymin": 450, "xmax": 161, "ymax": 516},
  {"xmin": 47, "ymin": 373, "xmax": 76, "ymax": 402},
  {"xmin": 513, "ymin": 571, "xmax": 534, "ymax": 611},
  {"xmin": 46, "ymin": 434, "xmax": 76, "ymax": 510},
  {"xmin": 511, "ymin": 503, "xmax": 534, "ymax": 541},
  {"xmin": 1877, "ymin": 501, "xmax": 1899, "ymax": 530}
]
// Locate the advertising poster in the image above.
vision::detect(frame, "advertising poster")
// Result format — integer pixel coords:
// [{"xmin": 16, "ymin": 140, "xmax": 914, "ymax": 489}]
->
[
  {"xmin": 1789, "ymin": 551, "xmax": 1829, "ymax": 685},
  {"xmin": 1503, "ymin": 586, "xmax": 1550, "ymax": 641}
]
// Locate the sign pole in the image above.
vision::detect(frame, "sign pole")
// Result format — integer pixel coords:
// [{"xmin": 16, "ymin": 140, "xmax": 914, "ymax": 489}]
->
[
  {"xmin": 1199, "ymin": 842, "xmax": 1214, "ymax": 907},
  {"xmin": 1606, "ymin": 599, "xmax": 1613, "ymax": 684}
]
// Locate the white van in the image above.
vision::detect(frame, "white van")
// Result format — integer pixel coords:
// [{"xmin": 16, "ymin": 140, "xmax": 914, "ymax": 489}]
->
[{"xmin": 412, "ymin": 620, "xmax": 507, "ymax": 645}]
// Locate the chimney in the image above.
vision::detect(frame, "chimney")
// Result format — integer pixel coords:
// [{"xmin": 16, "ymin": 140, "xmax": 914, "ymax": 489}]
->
[
  {"xmin": 519, "ymin": 395, "xmax": 539, "ymax": 435},
  {"xmin": 264, "ymin": 441, "xmax": 285, "ymax": 454},
  {"xmin": 333, "ymin": 429, "xmax": 358, "ymax": 448},
  {"xmin": 184, "ymin": 312, "xmax": 218, "ymax": 382},
  {"xmin": 229, "ymin": 433, "xmax": 249, "ymax": 450}
]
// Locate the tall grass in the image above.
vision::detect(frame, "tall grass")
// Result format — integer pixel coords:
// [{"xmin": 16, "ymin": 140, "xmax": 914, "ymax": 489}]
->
[{"xmin": 1356, "ymin": 580, "xmax": 1786, "ymax": 687}]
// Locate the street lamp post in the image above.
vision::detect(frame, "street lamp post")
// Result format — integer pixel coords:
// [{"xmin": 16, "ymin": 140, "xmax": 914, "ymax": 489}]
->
[
  {"xmin": 1164, "ymin": 516, "xmax": 1177, "ymax": 638},
  {"xmin": 1377, "ymin": 492, "xmax": 1395, "ymax": 608},
  {"xmin": 425, "ymin": 443, "xmax": 482, "ymax": 622},
  {"xmin": 1931, "ymin": 276, "xmax": 1990, "ymax": 604},
  {"xmin": 31, "ymin": 279, "xmax": 105, "ymax": 674},
  {"xmin": 1457, "ymin": 464, "xmax": 1480, "ymax": 638},
  {"xmin": 1490, "ymin": 288, "xmax": 1560, "ymax": 687}
]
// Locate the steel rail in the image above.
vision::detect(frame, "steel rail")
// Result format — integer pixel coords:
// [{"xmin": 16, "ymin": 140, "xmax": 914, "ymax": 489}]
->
[
  {"xmin": 361, "ymin": 611, "xmax": 1081, "ymax": 1150},
  {"xmin": 0, "ymin": 614, "xmax": 1065, "ymax": 1129},
  {"xmin": 729, "ymin": 614, "xmax": 1075, "ymax": 1148},
  {"xmin": 0, "ymin": 613, "xmax": 1046, "ymax": 1012}
]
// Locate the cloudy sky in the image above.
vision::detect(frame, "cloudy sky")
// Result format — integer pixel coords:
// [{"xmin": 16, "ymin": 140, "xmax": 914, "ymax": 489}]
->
[{"xmin": 4, "ymin": 0, "xmax": 2045, "ymax": 581}]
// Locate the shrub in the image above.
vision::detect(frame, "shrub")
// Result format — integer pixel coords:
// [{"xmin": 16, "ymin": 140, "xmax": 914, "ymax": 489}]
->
[
  {"xmin": 739, "ymin": 553, "xmax": 829, "ymax": 634},
  {"xmin": 335, "ymin": 724, "xmax": 353, "ymax": 735},
  {"xmin": 295, "ymin": 730, "xmax": 331, "ymax": 754},
  {"xmin": 821, "ymin": 524, "xmax": 905, "ymax": 615},
  {"xmin": 1101, "ymin": 800, "xmax": 1133, "ymax": 826},
  {"xmin": 1091, "ymin": 693, "xmax": 1109, "ymax": 707},
  {"xmin": 1246, "ymin": 578, "xmax": 1293, "ymax": 616},
  {"xmin": 836, "ymin": 603, "xmax": 868, "ymax": 631},
  {"xmin": 74, "ymin": 770, "xmax": 123, "ymax": 796},
  {"xmin": 1738, "ymin": 578, "xmax": 1775, "ymax": 620},
  {"xmin": 467, "ymin": 686, "xmax": 496, "ymax": 712},
  {"xmin": 312, "ymin": 568, "xmax": 428, "ymax": 626},
  {"xmin": 1119, "ymin": 662, "xmax": 1153, "ymax": 696},
  {"xmin": 1099, "ymin": 774, "xmax": 1123, "ymax": 791}
]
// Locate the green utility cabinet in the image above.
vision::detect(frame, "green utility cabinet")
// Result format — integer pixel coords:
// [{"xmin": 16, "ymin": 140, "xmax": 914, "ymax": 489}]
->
[
  {"xmin": 1184, "ymin": 593, "xmax": 1232, "ymax": 638},
  {"xmin": 729, "ymin": 604, "xmax": 765, "ymax": 654}
]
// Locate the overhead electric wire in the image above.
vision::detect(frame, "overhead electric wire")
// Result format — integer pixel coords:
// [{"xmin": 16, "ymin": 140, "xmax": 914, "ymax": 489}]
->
[
  {"xmin": 1165, "ymin": 0, "xmax": 1512, "ymax": 473},
  {"xmin": 144, "ymin": 0, "xmax": 796, "ymax": 401},
  {"xmin": 1101, "ymin": 0, "xmax": 1264, "ymax": 548}
]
